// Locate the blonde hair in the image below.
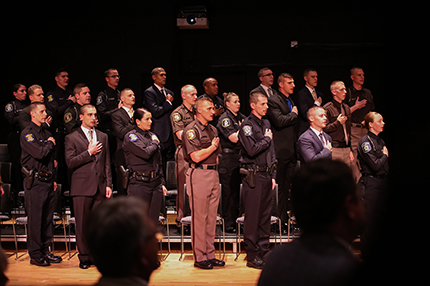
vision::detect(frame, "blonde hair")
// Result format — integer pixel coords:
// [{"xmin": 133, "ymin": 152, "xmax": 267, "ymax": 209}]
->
[{"xmin": 361, "ymin": 111, "xmax": 381, "ymax": 129}]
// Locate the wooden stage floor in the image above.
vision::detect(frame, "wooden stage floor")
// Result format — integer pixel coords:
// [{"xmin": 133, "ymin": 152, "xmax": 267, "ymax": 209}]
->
[{"xmin": 4, "ymin": 248, "xmax": 262, "ymax": 286}]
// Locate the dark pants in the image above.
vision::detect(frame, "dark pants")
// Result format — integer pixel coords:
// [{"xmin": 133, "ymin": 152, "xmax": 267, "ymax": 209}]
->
[
  {"xmin": 358, "ymin": 176, "xmax": 388, "ymax": 261},
  {"xmin": 127, "ymin": 177, "xmax": 163, "ymax": 225},
  {"xmin": 218, "ymin": 152, "xmax": 241, "ymax": 228},
  {"xmin": 243, "ymin": 172, "xmax": 272, "ymax": 261},
  {"xmin": 276, "ymin": 158, "xmax": 296, "ymax": 223},
  {"xmin": 24, "ymin": 180, "xmax": 55, "ymax": 259},
  {"xmin": 73, "ymin": 189, "xmax": 105, "ymax": 262}
]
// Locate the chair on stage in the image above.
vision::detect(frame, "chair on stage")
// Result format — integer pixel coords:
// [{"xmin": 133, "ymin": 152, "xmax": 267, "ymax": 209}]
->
[
  {"xmin": 235, "ymin": 183, "xmax": 282, "ymax": 261},
  {"xmin": 179, "ymin": 184, "xmax": 225, "ymax": 261},
  {"xmin": 0, "ymin": 183, "xmax": 13, "ymax": 257},
  {"xmin": 63, "ymin": 190, "xmax": 78, "ymax": 260},
  {"xmin": 51, "ymin": 184, "xmax": 68, "ymax": 256},
  {"xmin": 164, "ymin": 161, "xmax": 178, "ymax": 211},
  {"xmin": 158, "ymin": 194, "xmax": 170, "ymax": 261}
]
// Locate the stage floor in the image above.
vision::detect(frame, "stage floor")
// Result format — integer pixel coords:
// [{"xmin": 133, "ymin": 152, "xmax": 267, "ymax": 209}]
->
[{"xmin": 4, "ymin": 249, "xmax": 262, "ymax": 286}]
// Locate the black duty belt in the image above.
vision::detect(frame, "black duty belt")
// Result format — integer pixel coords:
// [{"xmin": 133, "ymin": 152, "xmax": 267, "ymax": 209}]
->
[
  {"xmin": 189, "ymin": 163, "xmax": 218, "ymax": 171},
  {"xmin": 351, "ymin": 123, "xmax": 363, "ymax": 128},
  {"xmin": 362, "ymin": 173, "xmax": 388, "ymax": 180},
  {"xmin": 131, "ymin": 170, "xmax": 157, "ymax": 180},
  {"xmin": 222, "ymin": 148, "xmax": 240, "ymax": 154},
  {"xmin": 35, "ymin": 171, "xmax": 54, "ymax": 182},
  {"xmin": 332, "ymin": 141, "xmax": 351, "ymax": 148}
]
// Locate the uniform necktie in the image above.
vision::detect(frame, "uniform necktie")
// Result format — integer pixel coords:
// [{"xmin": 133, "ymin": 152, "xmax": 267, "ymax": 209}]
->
[{"xmin": 340, "ymin": 104, "xmax": 349, "ymax": 145}]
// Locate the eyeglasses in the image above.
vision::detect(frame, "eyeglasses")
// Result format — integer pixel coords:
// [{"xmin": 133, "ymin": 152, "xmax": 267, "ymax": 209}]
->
[{"xmin": 109, "ymin": 75, "xmax": 121, "ymax": 79}]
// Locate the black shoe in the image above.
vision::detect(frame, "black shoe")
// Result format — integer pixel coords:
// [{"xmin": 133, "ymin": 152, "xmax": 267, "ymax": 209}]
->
[
  {"xmin": 246, "ymin": 256, "xmax": 265, "ymax": 269},
  {"xmin": 79, "ymin": 260, "xmax": 91, "ymax": 269},
  {"xmin": 30, "ymin": 257, "xmax": 50, "ymax": 267},
  {"xmin": 208, "ymin": 258, "xmax": 225, "ymax": 267},
  {"xmin": 44, "ymin": 253, "xmax": 62, "ymax": 263},
  {"xmin": 194, "ymin": 260, "xmax": 213, "ymax": 269}
]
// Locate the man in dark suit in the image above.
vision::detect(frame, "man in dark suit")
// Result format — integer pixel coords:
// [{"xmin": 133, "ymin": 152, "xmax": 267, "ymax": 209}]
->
[
  {"xmin": 258, "ymin": 159, "xmax": 365, "ymax": 286},
  {"xmin": 111, "ymin": 88, "xmax": 136, "ymax": 196},
  {"xmin": 64, "ymin": 104, "xmax": 112, "ymax": 269},
  {"xmin": 249, "ymin": 67, "xmax": 276, "ymax": 98},
  {"xmin": 143, "ymin": 67, "xmax": 175, "ymax": 174},
  {"xmin": 298, "ymin": 106, "xmax": 333, "ymax": 163},
  {"xmin": 266, "ymin": 73, "xmax": 298, "ymax": 229},
  {"xmin": 293, "ymin": 68, "xmax": 324, "ymax": 136}
]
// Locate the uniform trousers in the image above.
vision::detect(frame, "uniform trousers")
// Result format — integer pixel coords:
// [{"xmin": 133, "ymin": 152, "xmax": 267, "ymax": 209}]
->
[
  {"xmin": 174, "ymin": 146, "xmax": 189, "ymax": 226},
  {"xmin": 275, "ymin": 158, "xmax": 296, "ymax": 223},
  {"xmin": 73, "ymin": 189, "xmax": 105, "ymax": 262},
  {"xmin": 332, "ymin": 147, "xmax": 352, "ymax": 166},
  {"xmin": 127, "ymin": 177, "xmax": 163, "ymax": 225},
  {"xmin": 24, "ymin": 180, "xmax": 55, "ymax": 259},
  {"xmin": 243, "ymin": 172, "xmax": 272, "ymax": 261},
  {"xmin": 218, "ymin": 152, "xmax": 241, "ymax": 228},
  {"xmin": 358, "ymin": 176, "xmax": 388, "ymax": 261},
  {"xmin": 186, "ymin": 167, "xmax": 220, "ymax": 262}
]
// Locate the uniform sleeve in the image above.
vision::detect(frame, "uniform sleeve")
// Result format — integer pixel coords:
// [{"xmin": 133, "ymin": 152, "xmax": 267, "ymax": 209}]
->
[
  {"xmin": 170, "ymin": 109, "xmax": 185, "ymax": 134},
  {"xmin": 122, "ymin": 133, "xmax": 159, "ymax": 160},
  {"xmin": 182, "ymin": 127, "xmax": 201, "ymax": 156},
  {"xmin": 322, "ymin": 104, "xmax": 341, "ymax": 133},
  {"xmin": 217, "ymin": 115, "xmax": 237, "ymax": 140},
  {"xmin": 20, "ymin": 132, "xmax": 54, "ymax": 160},
  {"xmin": 358, "ymin": 140, "xmax": 388, "ymax": 173},
  {"xmin": 238, "ymin": 123, "xmax": 271, "ymax": 158}
]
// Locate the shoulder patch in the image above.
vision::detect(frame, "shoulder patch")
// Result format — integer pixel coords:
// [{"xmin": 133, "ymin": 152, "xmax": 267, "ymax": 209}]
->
[
  {"xmin": 361, "ymin": 142, "xmax": 372, "ymax": 153},
  {"xmin": 64, "ymin": 112, "xmax": 72, "ymax": 123},
  {"xmin": 172, "ymin": 112, "xmax": 182, "ymax": 122},
  {"xmin": 186, "ymin": 129, "xmax": 196, "ymax": 140},
  {"xmin": 96, "ymin": 95, "xmax": 103, "ymax": 105},
  {"xmin": 242, "ymin": 125, "xmax": 252, "ymax": 136},
  {"xmin": 25, "ymin": 133, "xmax": 35, "ymax": 143},
  {"xmin": 5, "ymin": 103, "xmax": 13, "ymax": 113},
  {"xmin": 151, "ymin": 134, "xmax": 160, "ymax": 142},
  {"xmin": 128, "ymin": 133, "xmax": 138, "ymax": 142},
  {"xmin": 47, "ymin": 94, "xmax": 54, "ymax": 102},
  {"xmin": 222, "ymin": 118, "xmax": 231, "ymax": 128}
]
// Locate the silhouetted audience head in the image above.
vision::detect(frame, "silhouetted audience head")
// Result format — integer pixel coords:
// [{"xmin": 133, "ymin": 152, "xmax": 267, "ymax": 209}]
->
[{"xmin": 85, "ymin": 197, "xmax": 159, "ymax": 282}]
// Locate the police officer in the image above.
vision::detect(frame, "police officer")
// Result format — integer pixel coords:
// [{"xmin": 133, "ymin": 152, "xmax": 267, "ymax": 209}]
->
[
  {"xmin": 182, "ymin": 96, "xmax": 225, "ymax": 269},
  {"xmin": 170, "ymin": 85, "xmax": 196, "ymax": 230},
  {"xmin": 63, "ymin": 83, "xmax": 91, "ymax": 134},
  {"xmin": 238, "ymin": 91, "xmax": 277, "ymax": 269},
  {"xmin": 20, "ymin": 102, "xmax": 62, "ymax": 267},
  {"xmin": 4, "ymin": 84, "xmax": 28, "ymax": 201},
  {"xmin": 123, "ymin": 108, "xmax": 167, "ymax": 225},
  {"xmin": 216, "ymin": 92, "xmax": 245, "ymax": 233},
  {"xmin": 357, "ymin": 111, "xmax": 388, "ymax": 261}
]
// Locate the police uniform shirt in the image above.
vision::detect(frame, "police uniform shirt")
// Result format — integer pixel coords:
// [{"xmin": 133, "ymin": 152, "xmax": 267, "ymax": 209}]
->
[
  {"xmin": 357, "ymin": 131, "xmax": 389, "ymax": 176},
  {"xmin": 182, "ymin": 119, "xmax": 221, "ymax": 164},
  {"xmin": 217, "ymin": 109, "xmax": 245, "ymax": 151},
  {"xmin": 64, "ymin": 102, "xmax": 82, "ymax": 134},
  {"xmin": 96, "ymin": 87, "xmax": 120, "ymax": 128},
  {"xmin": 238, "ymin": 113, "xmax": 276, "ymax": 179},
  {"xmin": 346, "ymin": 86, "xmax": 375, "ymax": 124},
  {"xmin": 45, "ymin": 85, "xmax": 74, "ymax": 128},
  {"xmin": 170, "ymin": 103, "xmax": 195, "ymax": 146},
  {"xmin": 20, "ymin": 122, "xmax": 55, "ymax": 172},
  {"xmin": 122, "ymin": 128, "xmax": 163, "ymax": 180},
  {"xmin": 5, "ymin": 99, "xmax": 28, "ymax": 131}
]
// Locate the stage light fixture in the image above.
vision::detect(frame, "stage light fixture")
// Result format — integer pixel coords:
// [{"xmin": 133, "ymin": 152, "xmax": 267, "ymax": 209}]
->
[{"xmin": 177, "ymin": 6, "xmax": 209, "ymax": 29}]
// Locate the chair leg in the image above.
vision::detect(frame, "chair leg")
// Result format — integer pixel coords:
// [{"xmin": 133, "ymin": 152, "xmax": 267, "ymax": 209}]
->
[
  {"xmin": 278, "ymin": 219, "xmax": 282, "ymax": 244},
  {"xmin": 235, "ymin": 222, "xmax": 241, "ymax": 261},
  {"xmin": 179, "ymin": 224, "xmax": 184, "ymax": 261}
]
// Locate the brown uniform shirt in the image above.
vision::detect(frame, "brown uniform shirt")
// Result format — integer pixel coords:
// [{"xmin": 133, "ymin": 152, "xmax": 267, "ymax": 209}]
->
[
  {"xmin": 170, "ymin": 104, "xmax": 195, "ymax": 146},
  {"xmin": 323, "ymin": 99, "xmax": 352, "ymax": 144},
  {"xmin": 182, "ymin": 119, "xmax": 221, "ymax": 165}
]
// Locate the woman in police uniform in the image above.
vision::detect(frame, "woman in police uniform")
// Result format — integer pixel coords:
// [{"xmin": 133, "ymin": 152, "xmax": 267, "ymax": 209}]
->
[
  {"xmin": 357, "ymin": 111, "xmax": 388, "ymax": 260},
  {"xmin": 216, "ymin": 92, "xmax": 246, "ymax": 233},
  {"xmin": 122, "ymin": 108, "xmax": 167, "ymax": 224}
]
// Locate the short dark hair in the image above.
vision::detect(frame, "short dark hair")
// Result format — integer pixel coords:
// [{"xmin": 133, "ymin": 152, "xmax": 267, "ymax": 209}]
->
[
  {"xmin": 303, "ymin": 68, "xmax": 317, "ymax": 77},
  {"xmin": 73, "ymin": 83, "xmax": 88, "ymax": 96},
  {"xmin": 85, "ymin": 197, "xmax": 154, "ymax": 277},
  {"xmin": 277, "ymin": 72, "xmax": 293, "ymax": 84},
  {"xmin": 79, "ymin": 104, "xmax": 96, "ymax": 115},
  {"xmin": 291, "ymin": 159, "xmax": 357, "ymax": 233},
  {"xmin": 249, "ymin": 91, "xmax": 267, "ymax": 105},
  {"xmin": 133, "ymin": 107, "xmax": 150, "ymax": 124},
  {"xmin": 29, "ymin": 102, "xmax": 45, "ymax": 113},
  {"xmin": 104, "ymin": 68, "xmax": 117, "ymax": 78}
]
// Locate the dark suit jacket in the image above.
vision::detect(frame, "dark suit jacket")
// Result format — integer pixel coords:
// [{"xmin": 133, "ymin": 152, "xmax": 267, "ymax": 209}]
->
[
  {"xmin": 249, "ymin": 84, "xmax": 275, "ymax": 98},
  {"xmin": 143, "ymin": 84, "xmax": 174, "ymax": 143},
  {"xmin": 293, "ymin": 86, "xmax": 324, "ymax": 136},
  {"xmin": 64, "ymin": 128, "xmax": 112, "ymax": 197},
  {"xmin": 111, "ymin": 108, "xmax": 135, "ymax": 166},
  {"xmin": 297, "ymin": 128, "xmax": 332, "ymax": 163},
  {"xmin": 266, "ymin": 91, "xmax": 298, "ymax": 161},
  {"xmin": 258, "ymin": 233, "xmax": 360, "ymax": 286}
]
